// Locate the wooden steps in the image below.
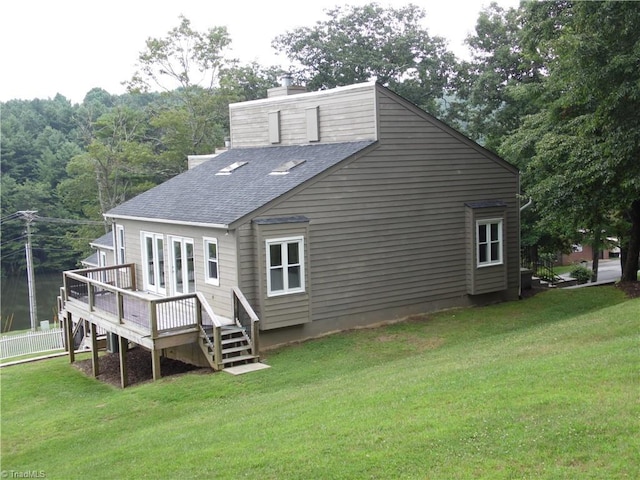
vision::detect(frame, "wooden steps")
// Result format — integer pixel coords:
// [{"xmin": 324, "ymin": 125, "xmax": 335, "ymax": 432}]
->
[{"xmin": 198, "ymin": 324, "xmax": 259, "ymax": 370}]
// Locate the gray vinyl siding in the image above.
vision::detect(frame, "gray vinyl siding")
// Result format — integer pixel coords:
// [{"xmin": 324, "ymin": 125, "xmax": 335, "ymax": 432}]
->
[
  {"xmin": 111, "ymin": 220, "xmax": 237, "ymax": 319},
  {"xmin": 239, "ymin": 85, "xmax": 519, "ymax": 331},
  {"xmin": 252, "ymin": 221, "xmax": 311, "ymax": 330},
  {"xmin": 465, "ymin": 205, "xmax": 510, "ymax": 294},
  {"xmin": 229, "ymin": 84, "xmax": 378, "ymax": 148}
]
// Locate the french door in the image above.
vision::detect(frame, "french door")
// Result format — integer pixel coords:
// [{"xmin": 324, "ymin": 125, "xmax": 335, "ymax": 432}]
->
[
  {"xmin": 142, "ymin": 232, "xmax": 166, "ymax": 295},
  {"xmin": 170, "ymin": 237, "xmax": 195, "ymax": 294}
]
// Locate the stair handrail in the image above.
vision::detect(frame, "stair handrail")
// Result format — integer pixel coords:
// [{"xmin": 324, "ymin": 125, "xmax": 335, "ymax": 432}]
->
[
  {"xmin": 198, "ymin": 323, "xmax": 223, "ymax": 370},
  {"xmin": 195, "ymin": 292, "xmax": 226, "ymax": 327},
  {"xmin": 232, "ymin": 287, "xmax": 260, "ymax": 357},
  {"xmin": 195, "ymin": 293, "xmax": 224, "ymax": 369}
]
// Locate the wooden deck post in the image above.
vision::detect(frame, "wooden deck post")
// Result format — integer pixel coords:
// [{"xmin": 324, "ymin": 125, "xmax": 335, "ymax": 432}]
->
[
  {"xmin": 214, "ymin": 325, "xmax": 223, "ymax": 370},
  {"xmin": 118, "ymin": 335, "xmax": 128, "ymax": 388},
  {"xmin": 251, "ymin": 319, "xmax": 260, "ymax": 358},
  {"xmin": 66, "ymin": 311, "xmax": 75, "ymax": 364},
  {"xmin": 90, "ymin": 322, "xmax": 99, "ymax": 377},
  {"xmin": 151, "ymin": 348, "xmax": 162, "ymax": 381}
]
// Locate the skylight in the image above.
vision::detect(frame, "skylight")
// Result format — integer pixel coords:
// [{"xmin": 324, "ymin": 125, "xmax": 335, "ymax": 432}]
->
[
  {"xmin": 216, "ymin": 161, "xmax": 247, "ymax": 175},
  {"xmin": 269, "ymin": 159, "xmax": 306, "ymax": 175}
]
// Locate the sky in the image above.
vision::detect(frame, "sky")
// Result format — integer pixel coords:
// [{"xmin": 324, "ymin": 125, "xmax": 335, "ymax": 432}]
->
[{"xmin": 0, "ymin": 0, "xmax": 520, "ymax": 104}]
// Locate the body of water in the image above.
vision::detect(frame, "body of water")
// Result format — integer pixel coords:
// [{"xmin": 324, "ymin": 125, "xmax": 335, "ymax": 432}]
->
[{"xmin": 1, "ymin": 272, "xmax": 63, "ymax": 332}]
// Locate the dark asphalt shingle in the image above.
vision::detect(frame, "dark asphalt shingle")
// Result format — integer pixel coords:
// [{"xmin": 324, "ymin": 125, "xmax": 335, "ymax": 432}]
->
[{"xmin": 107, "ymin": 141, "xmax": 375, "ymax": 227}]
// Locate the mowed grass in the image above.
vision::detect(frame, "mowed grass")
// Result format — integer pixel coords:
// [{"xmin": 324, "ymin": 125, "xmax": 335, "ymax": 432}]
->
[{"xmin": 1, "ymin": 286, "xmax": 638, "ymax": 479}]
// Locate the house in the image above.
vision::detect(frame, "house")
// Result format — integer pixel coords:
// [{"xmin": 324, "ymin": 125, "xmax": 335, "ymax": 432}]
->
[
  {"xmin": 558, "ymin": 239, "xmax": 620, "ymax": 266},
  {"xmin": 59, "ymin": 81, "xmax": 520, "ymax": 385},
  {"xmin": 80, "ymin": 231, "xmax": 114, "ymax": 268}
]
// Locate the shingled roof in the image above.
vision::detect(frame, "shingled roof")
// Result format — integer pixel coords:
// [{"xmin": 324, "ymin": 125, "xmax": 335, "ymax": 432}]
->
[{"xmin": 107, "ymin": 141, "xmax": 375, "ymax": 228}]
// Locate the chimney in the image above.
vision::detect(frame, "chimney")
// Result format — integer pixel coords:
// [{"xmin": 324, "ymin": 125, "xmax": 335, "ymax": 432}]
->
[
  {"xmin": 267, "ymin": 74, "xmax": 307, "ymax": 98},
  {"xmin": 280, "ymin": 74, "xmax": 293, "ymax": 87}
]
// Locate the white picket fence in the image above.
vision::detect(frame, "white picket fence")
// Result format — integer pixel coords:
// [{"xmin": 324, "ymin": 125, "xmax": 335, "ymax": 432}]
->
[{"xmin": 0, "ymin": 328, "xmax": 65, "ymax": 360}]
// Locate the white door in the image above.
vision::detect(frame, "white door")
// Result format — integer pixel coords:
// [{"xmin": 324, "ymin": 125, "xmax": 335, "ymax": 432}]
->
[
  {"xmin": 142, "ymin": 233, "xmax": 166, "ymax": 295},
  {"xmin": 170, "ymin": 237, "xmax": 195, "ymax": 294}
]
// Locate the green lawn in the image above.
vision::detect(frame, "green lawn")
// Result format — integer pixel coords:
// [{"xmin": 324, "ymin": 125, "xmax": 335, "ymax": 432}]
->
[{"xmin": 1, "ymin": 286, "xmax": 638, "ymax": 479}]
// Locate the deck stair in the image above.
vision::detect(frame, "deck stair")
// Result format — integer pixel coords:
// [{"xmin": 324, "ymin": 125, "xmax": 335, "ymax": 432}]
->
[{"xmin": 199, "ymin": 324, "xmax": 259, "ymax": 371}]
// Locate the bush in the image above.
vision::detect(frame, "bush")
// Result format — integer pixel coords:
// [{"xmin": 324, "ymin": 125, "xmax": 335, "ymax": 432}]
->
[{"xmin": 570, "ymin": 265, "xmax": 592, "ymax": 283}]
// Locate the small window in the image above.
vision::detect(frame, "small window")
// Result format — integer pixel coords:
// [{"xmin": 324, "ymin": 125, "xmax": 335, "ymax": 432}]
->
[
  {"xmin": 477, "ymin": 219, "xmax": 503, "ymax": 267},
  {"xmin": 266, "ymin": 236, "xmax": 305, "ymax": 296},
  {"xmin": 204, "ymin": 237, "xmax": 219, "ymax": 286},
  {"xmin": 115, "ymin": 225, "xmax": 126, "ymax": 264}
]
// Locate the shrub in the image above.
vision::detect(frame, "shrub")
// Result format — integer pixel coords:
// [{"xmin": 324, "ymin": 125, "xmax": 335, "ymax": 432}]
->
[{"xmin": 570, "ymin": 265, "xmax": 592, "ymax": 283}]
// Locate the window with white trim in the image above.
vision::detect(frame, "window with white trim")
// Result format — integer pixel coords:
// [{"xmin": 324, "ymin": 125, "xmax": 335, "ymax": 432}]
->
[
  {"xmin": 477, "ymin": 219, "xmax": 503, "ymax": 266},
  {"xmin": 115, "ymin": 225, "xmax": 125, "ymax": 264},
  {"xmin": 266, "ymin": 236, "xmax": 304, "ymax": 296},
  {"xmin": 203, "ymin": 237, "xmax": 219, "ymax": 286}
]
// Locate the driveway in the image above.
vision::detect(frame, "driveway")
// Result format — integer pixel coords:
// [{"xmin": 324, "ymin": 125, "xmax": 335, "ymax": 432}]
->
[{"xmin": 560, "ymin": 258, "xmax": 623, "ymax": 287}]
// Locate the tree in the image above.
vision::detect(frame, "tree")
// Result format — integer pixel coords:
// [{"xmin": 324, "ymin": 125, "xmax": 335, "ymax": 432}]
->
[
  {"xmin": 219, "ymin": 62, "xmax": 283, "ymax": 103},
  {"xmin": 59, "ymin": 106, "xmax": 155, "ymax": 219},
  {"xmin": 501, "ymin": 1, "xmax": 640, "ymax": 282},
  {"xmin": 126, "ymin": 16, "xmax": 235, "ymax": 169},
  {"xmin": 272, "ymin": 2, "xmax": 456, "ymax": 114}
]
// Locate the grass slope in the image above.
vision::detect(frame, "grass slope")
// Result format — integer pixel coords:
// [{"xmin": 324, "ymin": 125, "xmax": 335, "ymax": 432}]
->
[{"xmin": 1, "ymin": 287, "xmax": 638, "ymax": 479}]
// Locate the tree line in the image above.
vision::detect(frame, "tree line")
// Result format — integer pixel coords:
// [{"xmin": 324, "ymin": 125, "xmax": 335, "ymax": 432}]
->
[{"xmin": 1, "ymin": 1, "xmax": 638, "ymax": 282}]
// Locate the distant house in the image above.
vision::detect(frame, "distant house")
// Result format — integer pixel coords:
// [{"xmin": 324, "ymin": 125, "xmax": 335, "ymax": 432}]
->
[
  {"xmin": 59, "ymin": 81, "xmax": 520, "ymax": 385},
  {"xmin": 80, "ymin": 231, "xmax": 114, "ymax": 268},
  {"xmin": 558, "ymin": 239, "xmax": 620, "ymax": 266}
]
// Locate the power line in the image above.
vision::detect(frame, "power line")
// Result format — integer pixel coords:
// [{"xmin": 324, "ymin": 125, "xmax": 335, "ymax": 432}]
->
[
  {"xmin": 1, "ymin": 212, "xmax": 104, "ymax": 226},
  {"xmin": 35, "ymin": 216, "xmax": 103, "ymax": 225},
  {"xmin": 0, "ymin": 212, "xmax": 23, "ymax": 223}
]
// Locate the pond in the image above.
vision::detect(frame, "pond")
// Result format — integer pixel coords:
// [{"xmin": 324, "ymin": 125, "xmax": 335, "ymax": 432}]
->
[{"xmin": 1, "ymin": 272, "xmax": 63, "ymax": 332}]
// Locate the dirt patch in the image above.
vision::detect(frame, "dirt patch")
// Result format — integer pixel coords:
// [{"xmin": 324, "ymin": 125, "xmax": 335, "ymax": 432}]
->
[
  {"xmin": 73, "ymin": 347, "xmax": 208, "ymax": 388},
  {"xmin": 616, "ymin": 281, "xmax": 640, "ymax": 299}
]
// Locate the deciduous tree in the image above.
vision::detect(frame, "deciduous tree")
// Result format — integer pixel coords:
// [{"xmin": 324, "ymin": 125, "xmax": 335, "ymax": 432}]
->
[{"xmin": 272, "ymin": 2, "xmax": 456, "ymax": 114}]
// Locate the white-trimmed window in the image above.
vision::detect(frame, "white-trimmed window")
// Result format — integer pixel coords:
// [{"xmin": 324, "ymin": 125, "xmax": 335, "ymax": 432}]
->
[
  {"xmin": 266, "ymin": 236, "xmax": 304, "ymax": 296},
  {"xmin": 477, "ymin": 219, "xmax": 503, "ymax": 266},
  {"xmin": 115, "ymin": 225, "xmax": 126, "ymax": 264},
  {"xmin": 142, "ymin": 232, "xmax": 166, "ymax": 294},
  {"xmin": 204, "ymin": 237, "xmax": 219, "ymax": 286}
]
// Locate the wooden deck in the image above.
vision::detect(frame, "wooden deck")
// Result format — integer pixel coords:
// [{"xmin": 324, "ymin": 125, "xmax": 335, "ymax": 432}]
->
[{"xmin": 59, "ymin": 264, "xmax": 260, "ymax": 387}]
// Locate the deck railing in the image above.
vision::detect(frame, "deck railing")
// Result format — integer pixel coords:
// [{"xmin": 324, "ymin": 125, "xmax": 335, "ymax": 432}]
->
[
  {"xmin": 60, "ymin": 265, "xmax": 260, "ymax": 366},
  {"xmin": 62, "ymin": 265, "xmax": 215, "ymax": 338}
]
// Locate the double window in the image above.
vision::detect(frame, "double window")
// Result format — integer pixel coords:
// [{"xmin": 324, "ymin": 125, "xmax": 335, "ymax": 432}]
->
[
  {"xmin": 203, "ymin": 237, "xmax": 219, "ymax": 286},
  {"xmin": 266, "ymin": 236, "xmax": 305, "ymax": 296},
  {"xmin": 476, "ymin": 219, "xmax": 503, "ymax": 266}
]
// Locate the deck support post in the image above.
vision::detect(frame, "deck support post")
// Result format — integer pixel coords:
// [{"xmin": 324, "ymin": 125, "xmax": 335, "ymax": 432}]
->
[
  {"xmin": 214, "ymin": 325, "xmax": 223, "ymax": 370},
  {"xmin": 90, "ymin": 322, "xmax": 99, "ymax": 377},
  {"xmin": 66, "ymin": 312, "xmax": 75, "ymax": 364},
  {"xmin": 151, "ymin": 348, "xmax": 162, "ymax": 381},
  {"xmin": 118, "ymin": 335, "xmax": 128, "ymax": 388}
]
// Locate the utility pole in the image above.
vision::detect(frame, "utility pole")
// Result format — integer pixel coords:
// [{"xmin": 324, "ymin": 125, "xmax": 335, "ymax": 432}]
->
[{"xmin": 18, "ymin": 210, "xmax": 38, "ymax": 331}]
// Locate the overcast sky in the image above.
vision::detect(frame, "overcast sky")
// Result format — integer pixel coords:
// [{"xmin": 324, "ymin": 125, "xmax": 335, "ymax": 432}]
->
[{"xmin": 0, "ymin": 0, "xmax": 520, "ymax": 104}]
